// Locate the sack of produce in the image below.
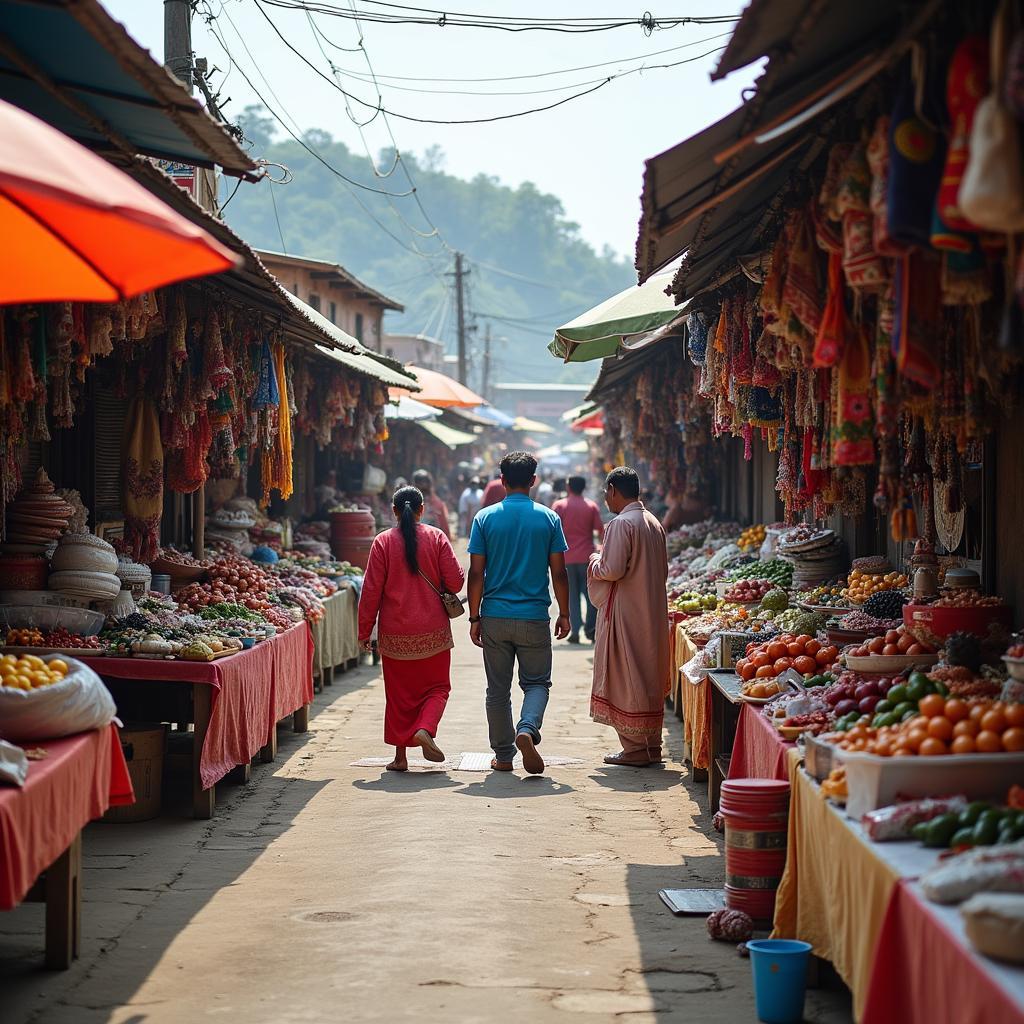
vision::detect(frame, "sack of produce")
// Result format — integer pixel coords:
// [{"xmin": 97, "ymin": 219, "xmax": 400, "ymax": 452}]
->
[
  {"xmin": 0, "ymin": 655, "xmax": 116, "ymax": 741},
  {"xmin": 960, "ymin": 893, "xmax": 1024, "ymax": 964},
  {"xmin": 920, "ymin": 841, "xmax": 1024, "ymax": 904}
]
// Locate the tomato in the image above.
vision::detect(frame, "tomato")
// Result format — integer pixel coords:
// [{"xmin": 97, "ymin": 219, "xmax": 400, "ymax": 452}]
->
[
  {"xmin": 786, "ymin": 642, "xmax": 804, "ymax": 657},
  {"xmin": 752, "ymin": 653, "xmax": 772, "ymax": 669},
  {"xmin": 919, "ymin": 694, "xmax": 946, "ymax": 718},
  {"xmin": 904, "ymin": 728, "xmax": 928, "ymax": 752},
  {"xmin": 804, "ymin": 639, "xmax": 821, "ymax": 656},
  {"xmin": 943, "ymin": 698, "xmax": 969, "ymax": 723},
  {"xmin": 919, "ymin": 737, "xmax": 947, "ymax": 756},
  {"xmin": 975, "ymin": 730, "xmax": 1003, "ymax": 753},
  {"xmin": 927, "ymin": 716, "xmax": 953, "ymax": 742},
  {"xmin": 816, "ymin": 646, "xmax": 838, "ymax": 665},
  {"xmin": 766, "ymin": 641, "xmax": 787, "ymax": 661},
  {"xmin": 950, "ymin": 734, "xmax": 976, "ymax": 755},
  {"xmin": 953, "ymin": 718, "xmax": 980, "ymax": 738},
  {"xmin": 755, "ymin": 665, "xmax": 776, "ymax": 679},
  {"xmin": 969, "ymin": 703, "xmax": 990, "ymax": 723},
  {"xmin": 981, "ymin": 709, "xmax": 1007, "ymax": 734},
  {"xmin": 773, "ymin": 657, "xmax": 793, "ymax": 673},
  {"xmin": 1002, "ymin": 727, "xmax": 1024, "ymax": 752},
  {"xmin": 793, "ymin": 655, "xmax": 817, "ymax": 675},
  {"xmin": 1005, "ymin": 703, "xmax": 1024, "ymax": 728},
  {"xmin": 795, "ymin": 635, "xmax": 812, "ymax": 647}
]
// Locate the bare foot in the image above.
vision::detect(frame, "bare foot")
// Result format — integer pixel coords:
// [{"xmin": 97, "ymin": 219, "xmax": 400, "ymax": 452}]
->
[
  {"xmin": 515, "ymin": 732, "xmax": 545, "ymax": 775},
  {"xmin": 414, "ymin": 728, "xmax": 445, "ymax": 763},
  {"xmin": 386, "ymin": 759, "xmax": 408, "ymax": 772},
  {"xmin": 490, "ymin": 758, "xmax": 514, "ymax": 772}
]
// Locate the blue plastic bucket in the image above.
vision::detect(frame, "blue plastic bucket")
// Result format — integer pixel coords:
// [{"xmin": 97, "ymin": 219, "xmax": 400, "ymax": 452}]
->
[{"xmin": 747, "ymin": 939, "xmax": 812, "ymax": 1023}]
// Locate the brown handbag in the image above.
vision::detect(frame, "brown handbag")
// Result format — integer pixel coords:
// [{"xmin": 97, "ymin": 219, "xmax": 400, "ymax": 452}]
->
[{"xmin": 418, "ymin": 569, "xmax": 465, "ymax": 619}]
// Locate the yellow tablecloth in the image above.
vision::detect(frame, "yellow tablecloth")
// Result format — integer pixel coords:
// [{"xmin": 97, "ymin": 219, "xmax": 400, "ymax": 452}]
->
[
  {"xmin": 772, "ymin": 748, "xmax": 901, "ymax": 1021},
  {"xmin": 674, "ymin": 624, "xmax": 710, "ymax": 769},
  {"xmin": 310, "ymin": 585, "xmax": 360, "ymax": 677}
]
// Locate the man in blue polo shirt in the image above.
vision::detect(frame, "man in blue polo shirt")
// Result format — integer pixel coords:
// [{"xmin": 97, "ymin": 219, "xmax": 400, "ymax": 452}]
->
[{"xmin": 468, "ymin": 451, "xmax": 570, "ymax": 775}]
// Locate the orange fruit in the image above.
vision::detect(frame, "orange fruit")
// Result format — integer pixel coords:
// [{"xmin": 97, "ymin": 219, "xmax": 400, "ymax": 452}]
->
[
  {"xmin": 969, "ymin": 703, "xmax": 991, "ymax": 723},
  {"xmin": 1002, "ymin": 727, "xmax": 1024, "ymax": 752},
  {"xmin": 919, "ymin": 694, "xmax": 946, "ymax": 718},
  {"xmin": 766, "ymin": 642, "xmax": 787, "ymax": 661},
  {"xmin": 976, "ymin": 730, "xmax": 1003, "ymax": 753},
  {"xmin": 927, "ymin": 716, "xmax": 954, "ymax": 742},
  {"xmin": 919, "ymin": 737, "xmax": 947, "ymax": 756},
  {"xmin": 944, "ymin": 698, "xmax": 969, "ymax": 723},
  {"xmin": 755, "ymin": 665, "xmax": 775, "ymax": 679},
  {"xmin": 981, "ymin": 709, "xmax": 1007, "ymax": 734},
  {"xmin": 740, "ymin": 662, "xmax": 756, "ymax": 681},
  {"xmin": 951, "ymin": 734, "xmax": 977, "ymax": 755},
  {"xmin": 1005, "ymin": 703, "xmax": 1024, "ymax": 728},
  {"xmin": 904, "ymin": 728, "xmax": 928, "ymax": 753},
  {"xmin": 953, "ymin": 719, "xmax": 980, "ymax": 738},
  {"xmin": 47, "ymin": 659, "xmax": 68, "ymax": 676}
]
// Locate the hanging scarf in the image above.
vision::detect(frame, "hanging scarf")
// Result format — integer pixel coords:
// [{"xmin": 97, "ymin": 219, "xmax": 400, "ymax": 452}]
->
[
  {"xmin": 812, "ymin": 251, "xmax": 848, "ymax": 367},
  {"xmin": 123, "ymin": 396, "xmax": 163, "ymax": 563},
  {"xmin": 253, "ymin": 338, "xmax": 279, "ymax": 409},
  {"xmin": 685, "ymin": 310, "xmax": 710, "ymax": 366},
  {"xmin": 892, "ymin": 253, "xmax": 941, "ymax": 389},
  {"xmin": 261, "ymin": 342, "xmax": 293, "ymax": 504},
  {"xmin": 867, "ymin": 115, "xmax": 907, "ymax": 257},
  {"xmin": 781, "ymin": 207, "xmax": 823, "ymax": 339},
  {"xmin": 832, "ymin": 322, "xmax": 875, "ymax": 465}
]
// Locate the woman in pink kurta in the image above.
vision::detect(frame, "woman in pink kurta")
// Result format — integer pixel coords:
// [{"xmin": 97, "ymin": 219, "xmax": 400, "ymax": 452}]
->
[
  {"xmin": 587, "ymin": 468, "xmax": 670, "ymax": 766},
  {"xmin": 358, "ymin": 486, "xmax": 465, "ymax": 771}
]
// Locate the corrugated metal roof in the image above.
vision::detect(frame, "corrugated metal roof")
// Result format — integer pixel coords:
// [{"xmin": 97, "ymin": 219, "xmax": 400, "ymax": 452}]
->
[
  {"xmin": 0, "ymin": 0, "xmax": 256, "ymax": 178},
  {"xmin": 255, "ymin": 249, "xmax": 405, "ymax": 312},
  {"xmin": 314, "ymin": 345, "xmax": 419, "ymax": 389}
]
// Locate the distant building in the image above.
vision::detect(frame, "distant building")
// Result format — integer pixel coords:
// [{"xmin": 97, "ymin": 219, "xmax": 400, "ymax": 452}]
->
[
  {"xmin": 382, "ymin": 333, "xmax": 446, "ymax": 373},
  {"xmin": 491, "ymin": 383, "xmax": 592, "ymax": 422},
  {"xmin": 255, "ymin": 249, "xmax": 403, "ymax": 350}
]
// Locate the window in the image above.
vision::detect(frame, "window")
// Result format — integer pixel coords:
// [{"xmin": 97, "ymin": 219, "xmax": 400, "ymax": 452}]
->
[
  {"xmin": 354, "ymin": 312, "xmax": 364, "ymax": 342},
  {"xmin": 329, "ymin": 301, "xmax": 337, "ymax": 324},
  {"xmin": 309, "ymin": 293, "xmax": 321, "ymax": 313}
]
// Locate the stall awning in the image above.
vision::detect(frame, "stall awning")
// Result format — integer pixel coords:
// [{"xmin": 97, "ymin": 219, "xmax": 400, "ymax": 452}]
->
[
  {"xmin": 315, "ymin": 345, "xmax": 419, "ymax": 389},
  {"xmin": 0, "ymin": 0, "xmax": 256, "ymax": 178},
  {"xmin": 385, "ymin": 395, "xmax": 438, "ymax": 420},
  {"xmin": 635, "ymin": 1, "xmax": 942, "ymax": 300},
  {"xmin": 587, "ymin": 337, "xmax": 686, "ymax": 405},
  {"xmin": 418, "ymin": 420, "xmax": 477, "ymax": 449},
  {"xmin": 512, "ymin": 416, "xmax": 554, "ymax": 435}
]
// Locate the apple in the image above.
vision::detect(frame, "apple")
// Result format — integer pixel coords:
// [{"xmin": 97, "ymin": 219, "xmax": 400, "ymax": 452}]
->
[
  {"xmin": 858, "ymin": 695, "xmax": 881, "ymax": 714},
  {"xmin": 835, "ymin": 699, "xmax": 857, "ymax": 716}
]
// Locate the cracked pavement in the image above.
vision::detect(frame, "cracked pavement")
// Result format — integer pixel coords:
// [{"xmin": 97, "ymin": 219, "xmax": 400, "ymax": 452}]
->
[{"xmin": 1, "ymin": 581, "xmax": 852, "ymax": 1023}]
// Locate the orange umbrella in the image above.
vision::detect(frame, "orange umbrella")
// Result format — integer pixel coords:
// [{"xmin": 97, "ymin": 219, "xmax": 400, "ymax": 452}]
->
[
  {"xmin": 390, "ymin": 366, "xmax": 484, "ymax": 408},
  {"xmin": 0, "ymin": 98, "xmax": 239, "ymax": 304}
]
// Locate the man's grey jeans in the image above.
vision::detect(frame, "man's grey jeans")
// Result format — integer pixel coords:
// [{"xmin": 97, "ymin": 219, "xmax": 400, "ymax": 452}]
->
[{"xmin": 481, "ymin": 616, "xmax": 552, "ymax": 763}]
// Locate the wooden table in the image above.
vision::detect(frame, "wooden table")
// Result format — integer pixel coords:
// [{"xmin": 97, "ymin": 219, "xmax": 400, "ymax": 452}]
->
[
  {"xmin": 0, "ymin": 726, "xmax": 133, "ymax": 968},
  {"xmin": 80, "ymin": 623, "xmax": 313, "ymax": 819},
  {"xmin": 706, "ymin": 670, "xmax": 743, "ymax": 812},
  {"xmin": 310, "ymin": 587, "xmax": 360, "ymax": 693}
]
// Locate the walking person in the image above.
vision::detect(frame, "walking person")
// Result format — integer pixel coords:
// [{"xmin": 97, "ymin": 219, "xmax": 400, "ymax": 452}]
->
[
  {"xmin": 553, "ymin": 476, "xmax": 605, "ymax": 644},
  {"xmin": 457, "ymin": 476, "xmax": 483, "ymax": 538},
  {"xmin": 412, "ymin": 469, "xmax": 452, "ymax": 540},
  {"xmin": 467, "ymin": 452, "xmax": 571, "ymax": 774},
  {"xmin": 587, "ymin": 467, "xmax": 670, "ymax": 767},
  {"xmin": 358, "ymin": 486, "xmax": 465, "ymax": 772}
]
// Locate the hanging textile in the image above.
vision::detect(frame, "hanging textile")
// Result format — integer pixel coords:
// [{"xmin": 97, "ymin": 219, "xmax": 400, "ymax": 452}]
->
[
  {"xmin": 261, "ymin": 342, "xmax": 293, "ymax": 504},
  {"xmin": 832, "ymin": 323, "xmax": 875, "ymax": 465},
  {"xmin": 892, "ymin": 253, "xmax": 941, "ymax": 389},
  {"xmin": 780, "ymin": 208, "xmax": 822, "ymax": 339},
  {"xmin": 123, "ymin": 396, "xmax": 164, "ymax": 563}
]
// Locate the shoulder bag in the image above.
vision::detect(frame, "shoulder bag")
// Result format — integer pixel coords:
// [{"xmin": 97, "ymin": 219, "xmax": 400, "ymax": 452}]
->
[{"xmin": 417, "ymin": 568, "xmax": 465, "ymax": 619}]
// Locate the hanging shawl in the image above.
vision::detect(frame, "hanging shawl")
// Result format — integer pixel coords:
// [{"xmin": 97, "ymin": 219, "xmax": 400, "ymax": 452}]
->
[
  {"xmin": 261, "ymin": 342, "xmax": 293, "ymax": 504},
  {"xmin": 253, "ymin": 338, "xmax": 279, "ymax": 409},
  {"xmin": 813, "ymin": 250, "xmax": 848, "ymax": 368},
  {"xmin": 123, "ymin": 396, "xmax": 163, "ymax": 563},
  {"xmin": 867, "ymin": 115, "xmax": 906, "ymax": 257},
  {"xmin": 892, "ymin": 253, "xmax": 941, "ymax": 389},
  {"xmin": 887, "ymin": 56, "xmax": 946, "ymax": 248},
  {"xmin": 781, "ymin": 206, "xmax": 823, "ymax": 339},
  {"xmin": 832, "ymin": 322, "xmax": 875, "ymax": 465},
  {"xmin": 685, "ymin": 310, "xmax": 710, "ymax": 366},
  {"xmin": 760, "ymin": 226, "xmax": 789, "ymax": 335}
]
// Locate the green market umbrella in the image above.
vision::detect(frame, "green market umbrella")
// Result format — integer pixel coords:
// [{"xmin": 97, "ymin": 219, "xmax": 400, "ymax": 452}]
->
[{"xmin": 548, "ymin": 269, "xmax": 685, "ymax": 363}]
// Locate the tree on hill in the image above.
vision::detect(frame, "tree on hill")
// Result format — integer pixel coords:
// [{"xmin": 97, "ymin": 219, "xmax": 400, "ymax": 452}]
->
[{"xmin": 223, "ymin": 106, "xmax": 633, "ymax": 388}]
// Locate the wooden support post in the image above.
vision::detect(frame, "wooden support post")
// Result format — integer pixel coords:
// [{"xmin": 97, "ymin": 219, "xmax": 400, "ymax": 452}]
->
[
  {"xmin": 226, "ymin": 761, "xmax": 251, "ymax": 784},
  {"xmin": 192, "ymin": 683, "xmax": 215, "ymax": 819},
  {"xmin": 44, "ymin": 831, "xmax": 81, "ymax": 970},
  {"xmin": 259, "ymin": 718, "xmax": 278, "ymax": 763},
  {"xmin": 293, "ymin": 704, "xmax": 309, "ymax": 733}
]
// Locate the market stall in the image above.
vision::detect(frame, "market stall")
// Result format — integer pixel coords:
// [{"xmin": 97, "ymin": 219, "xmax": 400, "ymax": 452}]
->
[{"xmin": 0, "ymin": 724, "xmax": 133, "ymax": 967}]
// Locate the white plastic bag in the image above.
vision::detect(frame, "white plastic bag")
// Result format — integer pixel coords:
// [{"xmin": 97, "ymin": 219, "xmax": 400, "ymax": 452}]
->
[
  {"xmin": 0, "ymin": 739, "xmax": 28, "ymax": 787},
  {"xmin": 0, "ymin": 656, "xmax": 117, "ymax": 741}
]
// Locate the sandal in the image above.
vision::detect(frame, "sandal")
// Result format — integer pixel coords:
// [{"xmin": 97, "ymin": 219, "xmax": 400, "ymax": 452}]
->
[
  {"xmin": 603, "ymin": 751, "xmax": 661, "ymax": 767},
  {"xmin": 414, "ymin": 729, "xmax": 445, "ymax": 763},
  {"xmin": 490, "ymin": 758, "xmax": 514, "ymax": 772}
]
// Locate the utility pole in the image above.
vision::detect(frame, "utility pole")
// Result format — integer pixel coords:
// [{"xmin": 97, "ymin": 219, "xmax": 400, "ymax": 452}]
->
[
  {"xmin": 453, "ymin": 251, "xmax": 469, "ymax": 385},
  {"xmin": 482, "ymin": 322, "xmax": 492, "ymax": 401},
  {"xmin": 163, "ymin": 0, "xmax": 193, "ymax": 92}
]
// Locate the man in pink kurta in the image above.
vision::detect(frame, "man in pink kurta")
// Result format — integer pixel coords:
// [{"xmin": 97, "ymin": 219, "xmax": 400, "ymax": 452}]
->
[{"xmin": 587, "ymin": 467, "xmax": 669, "ymax": 766}]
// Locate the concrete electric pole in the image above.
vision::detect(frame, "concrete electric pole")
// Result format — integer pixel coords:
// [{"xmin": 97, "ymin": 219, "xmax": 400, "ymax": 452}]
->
[
  {"xmin": 453, "ymin": 251, "xmax": 469, "ymax": 385},
  {"xmin": 163, "ymin": 0, "xmax": 193, "ymax": 91},
  {"xmin": 482, "ymin": 322, "xmax": 492, "ymax": 401}
]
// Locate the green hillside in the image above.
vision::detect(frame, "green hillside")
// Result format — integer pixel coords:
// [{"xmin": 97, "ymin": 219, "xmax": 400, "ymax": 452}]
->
[{"xmin": 222, "ymin": 106, "xmax": 634, "ymax": 387}]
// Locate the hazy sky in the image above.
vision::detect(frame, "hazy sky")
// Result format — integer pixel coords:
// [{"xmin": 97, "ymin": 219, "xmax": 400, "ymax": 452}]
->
[{"xmin": 104, "ymin": 0, "xmax": 759, "ymax": 260}]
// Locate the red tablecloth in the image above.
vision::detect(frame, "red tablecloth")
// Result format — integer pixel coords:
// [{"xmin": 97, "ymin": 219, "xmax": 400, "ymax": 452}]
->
[
  {"xmin": 0, "ymin": 725, "xmax": 133, "ymax": 910},
  {"xmin": 81, "ymin": 624, "xmax": 312, "ymax": 789},
  {"xmin": 863, "ymin": 880, "xmax": 1024, "ymax": 1024},
  {"xmin": 727, "ymin": 702, "xmax": 794, "ymax": 781}
]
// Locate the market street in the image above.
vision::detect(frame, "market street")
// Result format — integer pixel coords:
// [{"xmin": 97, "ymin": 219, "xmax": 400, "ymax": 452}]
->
[{"xmin": 1, "ymin": 592, "xmax": 850, "ymax": 1024}]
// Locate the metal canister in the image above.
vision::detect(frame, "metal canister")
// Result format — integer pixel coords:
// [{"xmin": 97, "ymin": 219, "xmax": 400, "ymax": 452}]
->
[{"xmin": 151, "ymin": 573, "xmax": 171, "ymax": 595}]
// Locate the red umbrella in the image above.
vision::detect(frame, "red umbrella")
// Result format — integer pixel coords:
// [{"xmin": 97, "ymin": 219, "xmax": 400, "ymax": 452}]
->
[
  {"xmin": 0, "ymin": 97, "xmax": 239, "ymax": 304},
  {"xmin": 390, "ymin": 366, "xmax": 484, "ymax": 408}
]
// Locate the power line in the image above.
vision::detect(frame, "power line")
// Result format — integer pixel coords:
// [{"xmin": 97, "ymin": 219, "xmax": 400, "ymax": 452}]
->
[
  {"xmin": 269, "ymin": 180, "xmax": 288, "ymax": 252},
  {"xmin": 260, "ymin": 1, "xmax": 738, "ymax": 34},
  {"xmin": 253, "ymin": 2, "xmax": 726, "ymax": 126}
]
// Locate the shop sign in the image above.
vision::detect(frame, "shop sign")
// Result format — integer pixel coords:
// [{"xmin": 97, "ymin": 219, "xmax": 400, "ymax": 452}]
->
[{"xmin": 155, "ymin": 159, "xmax": 195, "ymax": 195}]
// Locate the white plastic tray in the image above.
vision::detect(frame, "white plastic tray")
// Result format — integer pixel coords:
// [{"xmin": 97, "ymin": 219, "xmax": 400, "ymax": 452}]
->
[{"xmin": 834, "ymin": 748, "xmax": 1024, "ymax": 820}]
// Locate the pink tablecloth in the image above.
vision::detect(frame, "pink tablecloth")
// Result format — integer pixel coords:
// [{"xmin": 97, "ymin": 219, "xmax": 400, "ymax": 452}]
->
[
  {"xmin": 0, "ymin": 725, "xmax": 133, "ymax": 910},
  {"xmin": 863, "ymin": 880, "xmax": 1024, "ymax": 1024},
  {"xmin": 82, "ymin": 623, "xmax": 312, "ymax": 789},
  {"xmin": 727, "ymin": 702, "xmax": 794, "ymax": 781}
]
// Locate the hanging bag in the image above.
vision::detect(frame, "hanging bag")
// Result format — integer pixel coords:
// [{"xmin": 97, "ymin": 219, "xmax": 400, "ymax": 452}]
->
[
  {"xmin": 959, "ymin": 0, "xmax": 1024, "ymax": 230},
  {"xmin": 417, "ymin": 569, "xmax": 465, "ymax": 619}
]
